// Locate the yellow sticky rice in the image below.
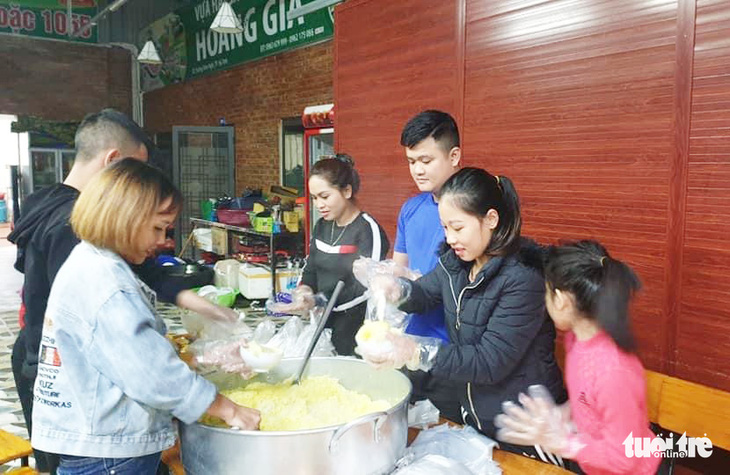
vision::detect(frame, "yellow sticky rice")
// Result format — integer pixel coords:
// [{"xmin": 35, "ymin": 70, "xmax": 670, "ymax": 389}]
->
[{"xmin": 215, "ymin": 376, "xmax": 391, "ymax": 431}]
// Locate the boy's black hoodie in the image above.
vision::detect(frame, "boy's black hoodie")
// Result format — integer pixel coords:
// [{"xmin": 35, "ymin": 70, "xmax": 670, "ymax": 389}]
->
[{"xmin": 8, "ymin": 184, "xmax": 80, "ymax": 378}]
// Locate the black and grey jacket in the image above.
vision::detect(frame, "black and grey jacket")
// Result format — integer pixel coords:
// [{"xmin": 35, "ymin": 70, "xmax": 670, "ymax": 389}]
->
[{"xmin": 400, "ymin": 240, "xmax": 567, "ymax": 438}]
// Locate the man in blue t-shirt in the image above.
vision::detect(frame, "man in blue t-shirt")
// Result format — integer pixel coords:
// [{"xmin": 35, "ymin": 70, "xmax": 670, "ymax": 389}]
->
[{"xmin": 394, "ymin": 110, "xmax": 462, "ymax": 421}]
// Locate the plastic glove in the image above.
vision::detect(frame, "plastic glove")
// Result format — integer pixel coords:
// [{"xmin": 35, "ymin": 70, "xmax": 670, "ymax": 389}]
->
[
  {"xmin": 267, "ymin": 285, "xmax": 317, "ymax": 315},
  {"xmin": 353, "ymin": 257, "xmax": 420, "ymax": 289},
  {"xmin": 208, "ymin": 305, "xmax": 240, "ymax": 323},
  {"xmin": 370, "ymin": 274, "xmax": 411, "ymax": 304},
  {"xmin": 177, "ymin": 289, "xmax": 239, "ymax": 324},
  {"xmin": 494, "ymin": 385, "xmax": 584, "ymax": 458},
  {"xmin": 356, "ymin": 331, "xmax": 419, "ymax": 370},
  {"xmin": 355, "ymin": 321, "xmax": 440, "ymax": 371},
  {"xmin": 191, "ymin": 338, "xmax": 255, "ymax": 379}
]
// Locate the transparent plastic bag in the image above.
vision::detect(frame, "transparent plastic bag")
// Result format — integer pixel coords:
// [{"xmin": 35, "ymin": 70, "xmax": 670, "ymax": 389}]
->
[
  {"xmin": 352, "ymin": 257, "xmax": 421, "ymax": 288},
  {"xmin": 292, "ymin": 311, "xmax": 335, "ymax": 357},
  {"xmin": 352, "ymin": 257, "xmax": 440, "ymax": 371},
  {"xmin": 392, "ymin": 454, "xmax": 473, "ymax": 475},
  {"xmin": 266, "ymin": 285, "xmax": 327, "ymax": 316},
  {"xmin": 408, "ymin": 399, "xmax": 441, "ymax": 429},
  {"xmin": 214, "ymin": 259, "xmax": 240, "ymax": 288},
  {"xmin": 365, "ymin": 290, "xmax": 411, "ymax": 330},
  {"xmin": 265, "ymin": 292, "xmax": 293, "ymax": 318},
  {"xmin": 353, "ymin": 257, "xmax": 420, "ymax": 329},
  {"xmin": 180, "ymin": 308, "xmax": 250, "ymax": 341},
  {"xmin": 251, "ymin": 318, "xmax": 277, "ymax": 345},
  {"xmin": 266, "ymin": 316, "xmax": 304, "ymax": 353},
  {"xmin": 189, "ymin": 295, "xmax": 335, "ymax": 376},
  {"xmin": 263, "ymin": 311, "xmax": 335, "ymax": 358},
  {"xmin": 405, "ymin": 424, "xmax": 501, "ymax": 475}
]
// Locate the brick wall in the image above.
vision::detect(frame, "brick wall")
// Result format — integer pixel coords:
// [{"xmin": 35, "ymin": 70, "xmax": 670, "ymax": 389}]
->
[
  {"xmin": 144, "ymin": 41, "xmax": 333, "ymax": 194},
  {"xmin": 0, "ymin": 35, "xmax": 132, "ymax": 121}
]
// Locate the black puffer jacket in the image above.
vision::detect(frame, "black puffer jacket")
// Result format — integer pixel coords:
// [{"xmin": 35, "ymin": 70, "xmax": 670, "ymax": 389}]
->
[{"xmin": 401, "ymin": 241, "xmax": 566, "ymax": 438}]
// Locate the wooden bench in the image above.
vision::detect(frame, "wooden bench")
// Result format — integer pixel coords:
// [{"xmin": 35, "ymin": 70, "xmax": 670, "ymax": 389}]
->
[
  {"xmin": 646, "ymin": 370, "xmax": 730, "ymax": 452},
  {"xmin": 0, "ymin": 429, "xmax": 33, "ymax": 473}
]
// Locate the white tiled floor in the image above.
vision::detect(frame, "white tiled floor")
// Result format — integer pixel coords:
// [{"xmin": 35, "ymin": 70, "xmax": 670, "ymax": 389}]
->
[{"xmin": 0, "ymin": 226, "xmax": 27, "ymax": 472}]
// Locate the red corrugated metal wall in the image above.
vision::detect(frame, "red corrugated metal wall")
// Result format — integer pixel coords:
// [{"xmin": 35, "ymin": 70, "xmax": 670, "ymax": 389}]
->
[
  {"xmin": 334, "ymin": 0, "xmax": 730, "ymax": 391},
  {"xmin": 334, "ymin": 0, "xmax": 463, "ymax": 237},
  {"xmin": 676, "ymin": 0, "xmax": 730, "ymax": 386}
]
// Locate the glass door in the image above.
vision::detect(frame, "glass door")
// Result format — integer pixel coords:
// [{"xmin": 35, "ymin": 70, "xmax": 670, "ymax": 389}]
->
[
  {"xmin": 30, "ymin": 149, "xmax": 59, "ymax": 191},
  {"xmin": 305, "ymin": 128, "xmax": 334, "ymax": 236},
  {"xmin": 60, "ymin": 150, "xmax": 75, "ymax": 181},
  {"xmin": 173, "ymin": 126, "xmax": 235, "ymax": 256},
  {"xmin": 308, "ymin": 129, "xmax": 334, "ymax": 164}
]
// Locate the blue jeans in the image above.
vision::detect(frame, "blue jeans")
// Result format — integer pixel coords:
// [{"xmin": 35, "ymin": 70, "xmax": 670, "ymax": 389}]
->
[{"xmin": 57, "ymin": 453, "xmax": 161, "ymax": 475}]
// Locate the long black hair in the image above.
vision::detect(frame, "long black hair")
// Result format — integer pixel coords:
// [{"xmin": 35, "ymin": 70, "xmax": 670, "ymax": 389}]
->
[
  {"xmin": 310, "ymin": 153, "xmax": 360, "ymax": 199},
  {"xmin": 438, "ymin": 167, "xmax": 522, "ymax": 257},
  {"xmin": 544, "ymin": 240, "xmax": 641, "ymax": 352}
]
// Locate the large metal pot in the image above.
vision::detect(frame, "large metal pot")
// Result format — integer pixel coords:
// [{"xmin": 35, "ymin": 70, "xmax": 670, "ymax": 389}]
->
[{"xmin": 180, "ymin": 357, "xmax": 412, "ymax": 475}]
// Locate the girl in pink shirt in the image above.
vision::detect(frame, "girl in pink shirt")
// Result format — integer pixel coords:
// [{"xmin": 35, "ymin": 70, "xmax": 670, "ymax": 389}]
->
[{"xmin": 496, "ymin": 240, "xmax": 662, "ymax": 474}]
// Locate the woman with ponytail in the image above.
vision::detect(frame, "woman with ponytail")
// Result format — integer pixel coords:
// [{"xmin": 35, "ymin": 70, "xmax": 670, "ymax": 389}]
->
[
  {"xmin": 356, "ymin": 167, "xmax": 566, "ymax": 461},
  {"xmin": 495, "ymin": 240, "xmax": 662, "ymax": 474},
  {"xmin": 272, "ymin": 154, "xmax": 389, "ymax": 355}
]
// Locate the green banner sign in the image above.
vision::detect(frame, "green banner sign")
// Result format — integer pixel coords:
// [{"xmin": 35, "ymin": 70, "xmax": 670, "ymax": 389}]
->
[
  {"xmin": 140, "ymin": 0, "xmax": 333, "ymax": 91},
  {"xmin": 0, "ymin": 1, "xmax": 97, "ymax": 42}
]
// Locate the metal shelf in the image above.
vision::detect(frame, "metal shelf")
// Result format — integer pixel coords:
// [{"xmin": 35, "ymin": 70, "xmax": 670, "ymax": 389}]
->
[
  {"xmin": 190, "ymin": 217, "xmax": 273, "ymax": 237},
  {"xmin": 189, "ymin": 218, "xmax": 302, "ymax": 299}
]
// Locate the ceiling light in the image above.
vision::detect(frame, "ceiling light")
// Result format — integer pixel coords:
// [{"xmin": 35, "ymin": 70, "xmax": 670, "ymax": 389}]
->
[
  {"xmin": 210, "ymin": 1, "xmax": 243, "ymax": 34},
  {"xmin": 108, "ymin": 0, "xmax": 129, "ymax": 13},
  {"xmin": 137, "ymin": 40, "xmax": 162, "ymax": 65}
]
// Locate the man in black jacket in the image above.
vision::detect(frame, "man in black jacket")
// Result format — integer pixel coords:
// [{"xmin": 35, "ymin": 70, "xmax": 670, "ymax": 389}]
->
[
  {"xmin": 8, "ymin": 109, "xmax": 235, "ymax": 474},
  {"xmin": 8, "ymin": 109, "xmax": 149, "ymax": 473}
]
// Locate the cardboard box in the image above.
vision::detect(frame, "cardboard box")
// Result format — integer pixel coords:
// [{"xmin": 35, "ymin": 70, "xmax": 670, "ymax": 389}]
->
[
  {"xmin": 238, "ymin": 265, "xmax": 299, "ymax": 299},
  {"xmin": 282, "ymin": 211, "xmax": 299, "ymax": 233},
  {"xmin": 267, "ymin": 185, "xmax": 298, "ymax": 206},
  {"xmin": 211, "ymin": 226, "xmax": 228, "ymax": 255}
]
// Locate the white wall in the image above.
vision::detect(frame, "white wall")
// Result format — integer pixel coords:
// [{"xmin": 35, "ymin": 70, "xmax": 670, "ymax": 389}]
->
[{"xmin": 0, "ymin": 115, "xmax": 29, "ymax": 221}]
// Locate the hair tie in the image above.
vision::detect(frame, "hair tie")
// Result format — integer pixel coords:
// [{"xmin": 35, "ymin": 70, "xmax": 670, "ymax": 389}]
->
[
  {"xmin": 495, "ymin": 175, "xmax": 502, "ymax": 191},
  {"xmin": 334, "ymin": 153, "xmax": 354, "ymax": 166},
  {"xmin": 600, "ymin": 256, "xmax": 607, "ymax": 267}
]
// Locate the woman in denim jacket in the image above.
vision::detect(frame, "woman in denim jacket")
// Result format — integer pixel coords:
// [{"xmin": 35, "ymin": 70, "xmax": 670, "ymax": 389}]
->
[{"xmin": 31, "ymin": 159, "xmax": 260, "ymax": 475}]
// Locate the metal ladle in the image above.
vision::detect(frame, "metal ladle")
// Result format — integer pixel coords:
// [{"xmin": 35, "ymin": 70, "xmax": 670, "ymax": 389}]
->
[{"xmin": 291, "ymin": 280, "xmax": 345, "ymax": 385}]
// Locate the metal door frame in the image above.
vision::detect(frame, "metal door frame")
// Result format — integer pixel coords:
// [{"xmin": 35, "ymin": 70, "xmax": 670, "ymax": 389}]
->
[
  {"xmin": 27, "ymin": 148, "xmax": 65, "ymax": 193},
  {"xmin": 172, "ymin": 126, "xmax": 235, "ymax": 255},
  {"xmin": 302, "ymin": 127, "xmax": 334, "ymax": 250}
]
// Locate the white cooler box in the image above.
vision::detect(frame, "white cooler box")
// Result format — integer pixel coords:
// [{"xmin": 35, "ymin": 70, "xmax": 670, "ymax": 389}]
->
[{"xmin": 238, "ymin": 264, "xmax": 299, "ymax": 299}]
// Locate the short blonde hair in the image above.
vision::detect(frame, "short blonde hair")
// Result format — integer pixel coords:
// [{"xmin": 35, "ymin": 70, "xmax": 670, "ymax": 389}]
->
[{"xmin": 71, "ymin": 158, "xmax": 182, "ymax": 256}]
